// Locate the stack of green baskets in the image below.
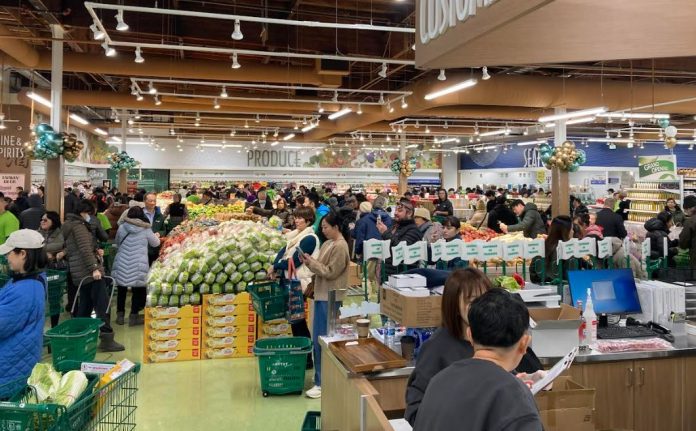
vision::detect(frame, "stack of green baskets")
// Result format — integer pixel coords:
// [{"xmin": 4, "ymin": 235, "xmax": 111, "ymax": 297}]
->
[{"xmin": 46, "ymin": 269, "xmax": 68, "ymax": 317}]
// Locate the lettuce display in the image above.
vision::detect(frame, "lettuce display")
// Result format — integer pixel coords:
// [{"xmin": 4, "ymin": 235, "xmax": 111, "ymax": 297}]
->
[{"xmin": 147, "ymin": 220, "xmax": 286, "ymax": 307}]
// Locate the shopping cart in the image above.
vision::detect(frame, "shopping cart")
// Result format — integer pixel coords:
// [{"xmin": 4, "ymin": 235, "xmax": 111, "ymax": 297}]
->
[
  {"xmin": 254, "ymin": 336, "xmax": 312, "ymax": 397},
  {"xmin": 0, "ymin": 360, "xmax": 140, "ymax": 431}
]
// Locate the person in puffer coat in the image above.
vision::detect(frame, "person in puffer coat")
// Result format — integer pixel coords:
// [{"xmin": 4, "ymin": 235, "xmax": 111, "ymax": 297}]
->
[
  {"xmin": 644, "ymin": 211, "xmax": 678, "ymax": 265},
  {"xmin": 113, "ymin": 206, "xmax": 160, "ymax": 326},
  {"xmin": 19, "ymin": 194, "xmax": 45, "ymax": 230},
  {"xmin": 0, "ymin": 229, "xmax": 47, "ymax": 398}
]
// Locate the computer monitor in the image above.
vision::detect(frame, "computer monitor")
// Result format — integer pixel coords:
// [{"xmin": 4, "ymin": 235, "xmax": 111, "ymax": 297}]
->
[{"xmin": 568, "ymin": 269, "xmax": 642, "ymax": 315}]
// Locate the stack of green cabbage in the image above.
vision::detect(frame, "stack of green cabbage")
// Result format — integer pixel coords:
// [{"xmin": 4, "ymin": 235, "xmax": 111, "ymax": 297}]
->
[
  {"xmin": 26, "ymin": 363, "xmax": 89, "ymax": 408},
  {"xmin": 147, "ymin": 220, "xmax": 286, "ymax": 307}
]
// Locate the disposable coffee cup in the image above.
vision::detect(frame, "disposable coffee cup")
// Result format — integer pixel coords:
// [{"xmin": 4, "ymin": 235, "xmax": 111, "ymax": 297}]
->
[
  {"xmin": 356, "ymin": 318, "xmax": 370, "ymax": 338},
  {"xmin": 400, "ymin": 335, "xmax": 416, "ymax": 360}
]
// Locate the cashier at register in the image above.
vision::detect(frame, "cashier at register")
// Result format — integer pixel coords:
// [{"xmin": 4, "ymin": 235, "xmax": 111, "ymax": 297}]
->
[
  {"xmin": 405, "ymin": 268, "xmax": 542, "ymax": 426},
  {"xmin": 413, "ymin": 289, "xmax": 543, "ymax": 431}
]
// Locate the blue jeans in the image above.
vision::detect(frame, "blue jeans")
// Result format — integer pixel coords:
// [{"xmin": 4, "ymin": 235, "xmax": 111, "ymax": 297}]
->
[{"xmin": 312, "ymin": 300, "xmax": 341, "ymax": 386}]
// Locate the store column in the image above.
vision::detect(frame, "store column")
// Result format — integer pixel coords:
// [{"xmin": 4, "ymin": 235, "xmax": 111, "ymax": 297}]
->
[
  {"xmin": 398, "ymin": 138, "xmax": 407, "ymax": 195},
  {"xmin": 44, "ymin": 25, "xmax": 64, "ymax": 216},
  {"xmin": 551, "ymin": 108, "xmax": 569, "ymax": 217},
  {"xmin": 118, "ymin": 109, "xmax": 127, "ymax": 193}
]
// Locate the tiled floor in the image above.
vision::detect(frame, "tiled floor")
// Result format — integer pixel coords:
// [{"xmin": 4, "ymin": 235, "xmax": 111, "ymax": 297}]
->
[{"xmin": 43, "ymin": 311, "xmax": 320, "ymax": 431}]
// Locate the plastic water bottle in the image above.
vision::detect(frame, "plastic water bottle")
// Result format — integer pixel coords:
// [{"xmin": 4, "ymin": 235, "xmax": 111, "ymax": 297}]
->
[
  {"xmin": 385, "ymin": 319, "xmax": 396, "ymax": 350},
  {"xmin": 584, "ymin": 289, "xmax": 598, "ymax": 346}
]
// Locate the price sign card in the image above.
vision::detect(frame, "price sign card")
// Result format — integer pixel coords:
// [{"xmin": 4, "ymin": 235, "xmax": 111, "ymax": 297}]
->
[
  {"xmin": 502, "ymin": 241, "xmax": 524, "ymax": 261},
  {"xmin": 479, "ymin": 242, "xmax": 502, "ymax": 262},
  {"xmin": 524, "ymin": 239, "xmax": 545, "ymax": 259},
  {"xmin": 392, "ymin": 242, "xmax": 406, "ymax": 266},
  {"xmin": 623, "ymin": 237, "xmax": 631, "ymax": 256},
  {"xmin": 559, "ymin": 239, "xmax": 578, "ymax": 261},
  {"xmin": 463, "ymin": 240, "xmax": 483, "ymax": 260},
  {"xmin": 576, "ymin": 237, "xmax": 596, "ymax": 258},
  {"xmin": 443, "ymin": 239, "xmax": 464, "ymax": 262},
  {"xmin": 364, "ymin": 239, "xmax": 390, "ymax": 261},
  {"xmin": 430, "ymin": 240, "xmax": 445, "ymax": 262},
  {"xmin": 405, "ymin": 241, "xmax": 428, "ymax": 265},
  {"xmin": 641, "ymin": 238, "xmax": 651, "ymax": 261},
  {"xmin": 597, "ymin": 237, "xmax": 612, "ymax": 259}
]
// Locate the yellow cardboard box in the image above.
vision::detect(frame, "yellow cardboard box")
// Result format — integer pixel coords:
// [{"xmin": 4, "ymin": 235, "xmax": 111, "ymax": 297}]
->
[
  {"xmin": 146, "ymin": 305, "xmax": 202, "ymax": 320},
  {"xmin": 204, "ymin": 293, "xmax": 252, "ymax": 306},
  {"xmin": 205, "ymin": 313, "xmax": 257, "ymax": 327},
  {"xmin": 203, "ymin": 335, "xmax": 256, "ymax": 349},
  {"xmin": 145, "ymin": 349, "xmax": 201, "ymax": 363},
  {"xmin": 204, "ymin": 303, "xmax": 256, "ymax": 317},
  {"xmin": 205, "ymin": 324, "xmax": 256, "ymax": 338},
  {"xmin": 146, "ymin": 316, "xmax": 202, "ymax": 330},
  {"xmin": 146, "ymin": 338, "xmax": 202, "ymax": 352},
  {"xmin": 203, "ymin": 345, "xmax": 254, "ymax": 359},
  {"xmin": 145, "ymin": 327, "xmax": 202, "ymax": 341}
]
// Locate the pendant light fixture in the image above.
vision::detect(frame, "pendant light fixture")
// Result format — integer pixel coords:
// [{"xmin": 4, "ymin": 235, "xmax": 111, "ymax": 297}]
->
[
  {"xmin": 231, "ymin": 52, "xmax": 241, "ymax": 69},
  {"xmin": 101, "ymin": 42, "xmax": 116, "ymax": 57},
  {"xmin": 438, "ymin": 69, "xmax": 447, "ymax": 81},
  {"xmin": 231, "ymin": 19, "xmax": 244, "ymax": 40},
  {"xmin": 90, "ymin": 22, "xmax": 105, "ymax": 40},
  {"xmin": 481, "ymin": 66, "xmax": 491, "ymax": 80},
  {"xmin": 134, "ymin": 46, "xmax": 144, "ymax": 63},
  {"xmin": 378, "ymin": 62, "xmax": 388, "ymax": 79},
  {"xmin": 213, "ymin": 98, "xmax": 220, "ymax": 109},
  {"xmin": 220, "ymin": 86, "xmax": 228, "ymax": 98},
  {"xmin": 148, "ymin": 81, "xmax": 157, "ymax": 95},
  {"xmin": 115, "ymin": 10, "xmax": 129, "ymax": 31}
]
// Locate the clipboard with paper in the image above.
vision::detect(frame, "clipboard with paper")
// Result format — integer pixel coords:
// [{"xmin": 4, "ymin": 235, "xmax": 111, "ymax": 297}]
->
[{"xmin": 530, "ymin": 347, "xmax": 579, "ymax": 395}]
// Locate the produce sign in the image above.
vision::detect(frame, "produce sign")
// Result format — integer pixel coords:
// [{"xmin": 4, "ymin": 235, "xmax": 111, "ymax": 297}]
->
[{"xmin": 147, "ymin": 220, "xmax": 286, "ymax": 307}]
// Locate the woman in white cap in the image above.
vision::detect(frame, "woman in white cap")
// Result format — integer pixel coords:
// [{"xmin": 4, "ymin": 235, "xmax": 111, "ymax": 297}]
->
[{"xmin": 0, "ymin": 229, "xmax": 47, "ymax": 398}]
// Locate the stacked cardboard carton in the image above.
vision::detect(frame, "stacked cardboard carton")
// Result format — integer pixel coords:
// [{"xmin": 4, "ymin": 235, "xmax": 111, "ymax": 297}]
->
[
  {"xmin": 202, "ymin": 292, "xmax": 257, "ymax": 359},
  {"xmin": 144, "ymin": 305, "xmax": 202, "ymax": 363}
]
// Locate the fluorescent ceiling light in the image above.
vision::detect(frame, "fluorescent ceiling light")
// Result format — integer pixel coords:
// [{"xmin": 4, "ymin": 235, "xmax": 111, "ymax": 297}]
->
[
  {"xmin": 545, "ymin": 116, "xmax": 596, "ymax": 128},
  {"xmin": 480, "ymin": 145, "xmax": 497, "ymax": 150},
  {"xmin": 517, "ymin": 140, "xmax": 546, "ymax": 146},
  {"xmin": 478, "ymin": 129, "xmax": 510, "ymax": 137},
  {"xmin": 94, "ymin": 128, "xmax": 108, "ymax": 136},
  {"xmin": 538, "ymin": 107, "xmax": 606, "ymax": 123},
  {"xmin": 69, "ymin": 114, "xmax": 89, "ymax": 125},
  {"xmin": 587, "ymin": 138, "xmax": 635, "ymax": 143},
  {"xmin": 435, "ymin": 137, "xmax": 460, "ymax": 144},
  {"xmin": 405, "ymin": 144, "xmax": 418, "ymax": 149},
  {"xmin": 301, "ymin": 124, "xmax": 317, "ymax": 133},
  {"xmin": 271, "ymin": 141, "xmax": 279, "ymax": 147},
  {"xmin": 283, "ymin": 133, "xmax": 295, "ymax": 141},
  {"xmin": 600, "ymin": 112, "xmax": 670, "ymax": 119},
  {"xmin": 27, "ymin": 92, "xmax": 51, "ymax": 108},
  {"xmin": 328, "ymin": 107, "xmax": 352, "ymax": 120},
  {"xmin": 111, "ymin": 136, "xmax": 122, "ymax": 142},
  {"xmin": 424, "ymin": 79, "xmax": 477, "ymax": 101}
]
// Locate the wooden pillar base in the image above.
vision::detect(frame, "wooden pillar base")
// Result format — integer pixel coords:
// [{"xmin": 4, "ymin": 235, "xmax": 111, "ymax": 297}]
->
[
  {"xmin": 45, "ymin": 157, "xmax": 64, "ymax": 217},
  {"xmin": 118, "ymin": 169, "xmax": 127, "ymax": 194},
  {"xmin": 398, "ymin": 174, "xmax": 407, "ymax": 196},
  {"xmin": 551, "ymin": 167, "xmax": 570, "ymax": 218}
]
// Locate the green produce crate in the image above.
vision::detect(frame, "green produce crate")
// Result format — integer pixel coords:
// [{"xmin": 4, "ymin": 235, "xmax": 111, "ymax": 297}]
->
[
  {"xmin": 247, "ymin": 281, "xmax": 288, "ymax": 321},
  {"xmin": 0, "ymin": 360, "xmax": 141, "ymax": 431},
  {"xmin": 254, "ymin": 337, "xmax": 312, "ymax": 397},
  {"xmin": 44, "ymin": 318, "xmax": 103, "ymax": 368},
  {"xmin": 46, "ymin": 270, "xmax": 67, "ymax": 317},
  {"xmin": 301, "ymin": 411, "xmax": 321, "ymax": 431}
]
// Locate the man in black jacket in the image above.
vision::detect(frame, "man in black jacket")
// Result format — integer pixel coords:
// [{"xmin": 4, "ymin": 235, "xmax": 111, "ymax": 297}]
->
[
  {"xmin": 376, "ymin": 199, "xmax": 423, "ymax": 274},
  {"xmin": 19, "ymin": 194, "xmax": 45, "ymax": 230},
  {"xmin": 596, "ymin": 198, "xmax": 627, "ymax": 239},
  {"xmin": 246, "ymin": 189, "xmax": 274, "ymax": 214}
]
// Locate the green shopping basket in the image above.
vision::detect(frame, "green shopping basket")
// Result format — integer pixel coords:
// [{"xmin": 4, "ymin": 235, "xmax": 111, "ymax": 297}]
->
[
  {"xmin": 254, "ymin": 337, "xmax": 312, "ymax": 397},
  {"xmin": 100, "ymin": 242, "xmax": 115, "ymax": 274},
  {"xmin": 46, "ymin": 270, "xmax": 67, "ymax": 317},
  {"xmin": 247, "ymin": 281, "xmax": 288, "ymax": 321},
  {"xmin": 301, "ymin": 411, "xmax": 321, "ymax": 431},
  {"xmin": 0, "ymin": 360, "xmax": 141, "ymax": 431},
  {"xmin": 44, "ymin": 318, "xmax": 103, "ymax": 368}
]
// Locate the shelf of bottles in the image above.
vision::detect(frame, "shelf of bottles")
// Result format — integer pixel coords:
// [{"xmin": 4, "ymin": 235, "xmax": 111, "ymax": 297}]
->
[{"xmin": 626, "ymin": 181, "xmax": 680, "ymax": 223}]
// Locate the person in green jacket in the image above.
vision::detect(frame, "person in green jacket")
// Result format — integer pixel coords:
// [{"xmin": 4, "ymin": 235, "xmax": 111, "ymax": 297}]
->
[
  {"xmin": 144, "ymin": 193, "xmax": 166, "ymax": 264},
  {"xmin": 0, "ymin": 196, "xmax": 20, "ymax": 245}
]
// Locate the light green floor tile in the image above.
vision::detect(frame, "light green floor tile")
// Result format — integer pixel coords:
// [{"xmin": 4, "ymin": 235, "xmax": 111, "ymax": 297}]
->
[{"xmin": 43, "ymin": 310, "xmax": 320, "ymax": 431}]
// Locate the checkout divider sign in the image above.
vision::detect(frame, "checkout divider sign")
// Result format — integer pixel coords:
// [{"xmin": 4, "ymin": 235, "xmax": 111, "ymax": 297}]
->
[
  {"xmin": 392, "ymin": 242, "xmax": 406, "ymax": 266},
  {"xmin": 597, "ymin": 237, "xmax": 612, "ymax": 259},
  {"xmin": 405, "ymin": 242, "xmax": 428, "ymax": 265},
  {"xmin": 443, "ymin": 239, "xmax": 464, "ymax": 262},
  {"xmin": 363, "ymin": 239, "xmax": 391, "ymax": 261}
]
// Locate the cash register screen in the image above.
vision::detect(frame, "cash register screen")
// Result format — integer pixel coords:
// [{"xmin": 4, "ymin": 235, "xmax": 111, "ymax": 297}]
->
[{"xmin": 568, "ymin": 269, "xmax": 642, "ymax": 314}]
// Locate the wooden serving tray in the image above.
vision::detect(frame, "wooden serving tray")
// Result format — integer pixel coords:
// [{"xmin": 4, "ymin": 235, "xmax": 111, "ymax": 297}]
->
[{"xmin": 328, "ymin": 338, "xmax": 408, "ymax": 373}]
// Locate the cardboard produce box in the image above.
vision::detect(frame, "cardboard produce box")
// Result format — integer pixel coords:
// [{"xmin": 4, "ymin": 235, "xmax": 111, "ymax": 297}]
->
[
  {"xmin": 380, "ymin": 286, "xmax": 441, "ymax": 327},
  {"xmin": 528, "ymin": 304, "xmax": 581, "ymax": 358},
  {"xmin": 204, "ymin": 334, "xmax": 256, "ymax": 349},
  {"xmin": 205, "ymin": 324, "xmax": 256, "ymax": 338},
  {"xmin": 146, "ymin": 305, "xmax": 202, "ymax": 320},
  {"xmin": 145, "ymin": 349, "xmax": 201, "ymax": 363},
  {"xmin": 145, "ymin": 327, "xmax": 202, "ymax": 341},
  {"xmin": 203, "ymin": 345, "xmax": 254, "ymax": 359},
  {"xmin": 348, "ymin": 262, "xmax": 362, "ymax": 287},
  {"xmin": 205, "ymin": 313, "xmax": 257, "ymax": 328},
  {"xmin": 146, "ymin": 338, "xmax": 201, "ymax": 352},
  {"xmin": 204, "ymin": 292, "xmax": 252, "ymax": 306},
  {"xmin": 535, "ymin": 377, "xmax": 595, "ymax": 431},
  {"xmin": 146, "ymin": 316, "xmax": 202, "ymax": 330},
  {"xmin": 204, "ymin": 303, "xmax": 255, "ymax": 317}
]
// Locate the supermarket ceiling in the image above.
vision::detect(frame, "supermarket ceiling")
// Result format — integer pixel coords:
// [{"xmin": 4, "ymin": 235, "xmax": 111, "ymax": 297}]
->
[{"xmin": 3, "ymin": 0, "xmax": 696, "ymax": 152}]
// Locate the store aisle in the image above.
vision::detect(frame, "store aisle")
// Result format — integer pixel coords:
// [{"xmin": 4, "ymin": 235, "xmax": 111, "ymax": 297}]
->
[{"xmin": 46, "ymin": 314, "xmax": 319, "ymax": 430}]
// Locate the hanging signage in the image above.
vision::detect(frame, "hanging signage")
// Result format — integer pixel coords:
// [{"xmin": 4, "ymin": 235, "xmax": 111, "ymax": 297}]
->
[
  {"xmin": 524, "ymin": 239, "xmax": 545, "ymax": 259},
  {"xmin": 430, "ymin": 240, "xmax": 445, "ymax": 262},
  {"xmin": 638, "ymin": 155, "xmax": 678, "ymax": 181},
  {"xmin": 418, "ymin": 0, "xmax": 499, "ymax": 44},
  {"xmin": 247, "ymin": 150, "xmax": 303, "ymax": 168},
  {"xmin": 523, "ymin": 147, "xmax": 544, "ymax": 168},
  {"xmin": 392, "ymin": 242, "xmax": 406, "ymax": 266},
  {"xmin": 404, "ymin": 241, "xmax": 428, "ymax": 265},
  {"xmin": 558, "ymin": 239, "xmax": 578, "ymax": 261},
  {"xmin": 443, "ymin": 239, "xmax": 464, "ymax": 262},
  {"xmin": 0, "ymin": 107, "xmax": 32, "ymax": 191},
  {"xmin": 0, "ymin": 174, "xmax": 25, "ymax": 199},
  {"xmin": 363, "ymin": 239, "xmax": 391, "ymax": 261}
]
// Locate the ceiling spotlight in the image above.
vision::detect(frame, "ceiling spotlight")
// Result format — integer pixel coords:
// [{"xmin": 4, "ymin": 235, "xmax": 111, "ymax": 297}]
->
[
  {"xmin": 332, "ymin": 91, "xmax": 339, "ymax": 103},
  {"xmin": 482, "ymin": 66, "xmax": 491, "ymax": 80},
  {"xmin": 386, "ymin": 135, "xmax": 391, "ymax": 142},
  {"xmin": 425, "ymin": 125, "xmax": 430, "ymax": 134},
  {"xmin": 101, "ymin": 42, "xmax": 116, "ymax": 57},
  {"xmin": 154, "ymin": 95, "xmax": 162, "ymax": 106},
  {"xmin": 127, "ymin": 118, "xmax": 134, "ymax": 125},
  {"xmin": 293, "ymin": 122, "xmax": 299, "ymax": 130},
  {"xmin": 213, "ymin": 98, "xmax": 220, "ymax": 109},
  {"xmin": 244, "ymin": 120, "xmax": 249, "ymax": 128},
  {"xmin": 169, "ymin": 128, "xmax": 175, "ymax": 136},
  {"xmin": 255, "ymin": 114, "xmax": 261, "ymax": 123},
  {"xmin": 148, "ymin": 81, "xmax": 157, "ymax": 95},
  {"xmin": 523, "ymin": 128, "xmax": 529, "ymax": 136},
  {"xmin": 443, "ymin": 121, "xmax": 448, "ymax": 129},
  {"xmin": 378, "ymin": 62, "xmax": 388, "ymax": 79},
  {"xmin": 387, "ymin": 102, "xmax": 394, "ymax": 113},
  {"xmin": 115, "ymin": 10, "xmax": 129, "ymax": 31},
  {"xmin": 231, "ymin": 19, "xmax": 244, "ymax": 41},
  {"xmin": 438, "ymin": 69, "xmax": 447, "ymax": 81},
  {"xmin": 90, "ymin": 22, "xmax": 105, "ymax": 40},
  {"xmin": 231, "ymin": 52, "xmax": 241, "ymax": 69},
  {"xmin": 401, "ymin": 97, "xmax": 408, "ymax": 109},
  {"xmin": 134, "ymin": 46, "xmax": 144, "ymax": 63},
  {"xmin": 273, "ymin": 128, "xmax": 279, "ymax": 138},
  {"xmin": 230, "ymin": 129, "xmax": 236, "ymax": 136},
  {"xmin": 318, "ymin": 102, "xmax": 324, "ymax": 113},
  {"xmin": 220, "ymin": 86, "xmax": 228, "ymax": 98}
]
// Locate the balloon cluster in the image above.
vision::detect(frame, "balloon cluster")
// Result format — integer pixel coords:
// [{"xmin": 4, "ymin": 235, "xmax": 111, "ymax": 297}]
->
[
  {"xmin": 539, "ymin": 141, "xmax": 586, "ymax": 172},
  {"xmin": 62, "ymin": 133, "xmax": 85, "ymax": 162},
  {"xmin": 390, "ymin": 157, "xmax": 417, "ymax": 177},
  {"xmin": 29, "ymin": 123, "xmax": 64, "ymax": 160},
  {"xmin": 663, "ymin": 124, "xmax": 678, "ymax": 149},
  {"xmin": 108, "ymin": 151, "xmax": 139, "ymax": 170}
]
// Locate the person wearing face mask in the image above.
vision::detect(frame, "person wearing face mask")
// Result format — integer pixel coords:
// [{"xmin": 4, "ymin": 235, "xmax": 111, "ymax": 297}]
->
[
  {"xmin": 62, "ymin": 200, "xmax": 124, "ymax": 352},
  {"xmin": 246, "ymin": 189, "xmax": 274, "ymax": 214}
]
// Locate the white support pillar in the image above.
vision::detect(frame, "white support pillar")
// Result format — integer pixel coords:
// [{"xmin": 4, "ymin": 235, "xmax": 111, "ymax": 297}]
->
[{"xmin": 45, "ymin": 24, "xmax": 64, "ymax": 216}]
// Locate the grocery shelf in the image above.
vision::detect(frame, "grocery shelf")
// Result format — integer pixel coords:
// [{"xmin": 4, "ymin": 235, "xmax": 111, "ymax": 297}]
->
[
  {"xmin": 624, "ymin": 188, "xmax": 680, "ymax": 193},
  {"xmin": 627, "ymin": 209, "xmax": 660, "ymax": 214},
  {"xmin": 626, "ymin": 197, "xmax": 668, "ymax": 202}
]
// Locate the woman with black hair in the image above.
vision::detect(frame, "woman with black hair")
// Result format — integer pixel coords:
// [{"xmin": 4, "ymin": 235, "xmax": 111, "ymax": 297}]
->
[
  {"xmin": 299, "ymin": 211, "xmax": 351, "ymax": 399},
  {"xmin": 38, "ymin": 211, "xmax": 64, "ymax": 263},
  {"xmin": 0, "ymin": 229, "xmax": 47, "ymax": 397},
  {"xmin": 665, "ymin": 198, "xmax": 685, "ymax": 227},
  {"xmin": 62, "ymin": 199, "xmax": 124, "ymax": 352},
  {"xmin": 487, "ymin": 195, "xmax": 518, "ymax": 233},
  {"xmin": 530, "ymin": 216, "xmax": 573, "ymax": 283}
]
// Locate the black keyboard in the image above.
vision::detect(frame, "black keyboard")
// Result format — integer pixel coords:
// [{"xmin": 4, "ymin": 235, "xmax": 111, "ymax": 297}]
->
[{"xmin": 597, "ymin": 325, "xmax": 658, "ymax": 339}]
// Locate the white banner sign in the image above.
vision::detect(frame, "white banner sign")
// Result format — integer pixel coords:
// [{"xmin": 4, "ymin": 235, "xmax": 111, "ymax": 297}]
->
[
  {"xmin": 502, "ymin": 241, "xmax": 524, "ymax": 261},
  {"xmin": 405, "ymin": 241, "xmax": 428, "ymax": 265},
  {"xmin": 363, "ymin": 239, "xmax": 391, "ymax": 261},
  {"xmin": 463, "ymin": 240, "xmax": 483, "ymax": 260},
  {"xmin": 479, "ymin": 242, "xmax": 502, "ymax": 262},
  {"xmin": 443, "ymin": 239, "xmax": 464, "ymax": 262},
  {"xmin": 597, "ymin": 237, "xmax": 613, "ymax": 259},
  {"xmin": 576, "ymin": 238, "xmax": 596, "ymax": 258},
  {"xmin": 391, "ymin": 242, "xmax": 406, "ymax": 266},
  {"xmin": 558, "ymin": 239, "xmax": 578, "ymax": 262},
  {"xmin": 524, "ymin": 239, "xmax": 545, "ymax": 259},
  {"xmin": 430, "ymin": 240, "xmax": 445, "ymax": 262}
]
